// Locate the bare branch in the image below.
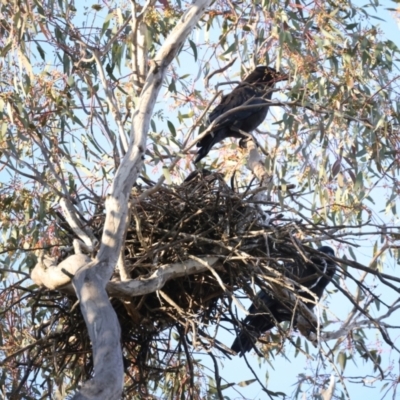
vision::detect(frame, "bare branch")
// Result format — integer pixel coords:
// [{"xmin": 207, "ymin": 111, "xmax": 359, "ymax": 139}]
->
[
  {"xmin": 31, "ymin": 254, "xmax": 91, "ymax": 291},
  {"xmin": 60, "ymin": 198, "xmax": 97, "ymax": 251},
  {"xmin": 92, "ymin": 50, "xmax": 130, "ymax": 153},
  {"xmin": 246, "ymin": 139, "xmax": 271, "ymax": 186},
  {"xmin": 36, "ymin": 256, "xmax": 219, "ymax": 298},
  {"xmin": 204, "ymin": 58, "xmax": 237, "ymax": 88},
  {"xmin": 70, "ymin": 2, "xmax": 213, "ymax": 398},
  {"xmin": 320, "ymin": 374, "xmax": 335, "ymax": 400}
]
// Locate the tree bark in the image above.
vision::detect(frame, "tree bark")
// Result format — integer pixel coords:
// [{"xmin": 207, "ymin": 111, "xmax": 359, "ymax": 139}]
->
[
  {"xmin": 31, "ymin": 256, "xmax": 220, "ymax": 299},
  {"xmin": 68, "ymin": 1, "xmax": 212, "ymax": 398}
]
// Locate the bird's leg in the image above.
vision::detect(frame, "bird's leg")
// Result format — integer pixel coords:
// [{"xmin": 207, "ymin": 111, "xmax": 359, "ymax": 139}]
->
[
  {"xmin": 296, "ymin": 314, "xmax": 318, "ymax": 347},
  {"xmin": 230, "ymin": 127, "xmax": 257, "ymax": 148},
  {"xmin": 231, "ymin": 127, "xmax": 269, "ymax": 158}
]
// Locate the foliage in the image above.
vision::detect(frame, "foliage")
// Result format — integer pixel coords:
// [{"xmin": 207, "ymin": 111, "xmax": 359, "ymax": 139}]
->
[{"xmin": 1, "ymin": 0, "xmax": 400, "ymax": 398}]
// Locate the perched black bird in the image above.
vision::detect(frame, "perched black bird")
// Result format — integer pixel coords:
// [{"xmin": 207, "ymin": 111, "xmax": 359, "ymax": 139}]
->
[
  {"xmin": 195, "ymin": 66, "xmax": 287, "ymax": 163},
  {"xmin": 231, "ymin": 246, "xmax": 336, "ymax": 356}
]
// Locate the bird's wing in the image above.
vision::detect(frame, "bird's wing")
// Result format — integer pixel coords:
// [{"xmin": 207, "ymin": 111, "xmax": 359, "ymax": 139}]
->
[
  {"xmin": 208, "ymin": 84, "xmax": 271, "ymax": 126},
  {"xmin": 195, "ymin": 83, "xmax": 275, "ymax": 163},
  {"xmin": 232, "ymin": 249, "xmax": 336, "ymax": 355},
  {"xmin": 306, "ymin": 256, "xmax": 336, "ymax": 300},
  {"xmin": 194, "ymin": 127, "xmax": 230, "ymax": 163},
  {"xmin": 285, "ymin": 256, "xmax": 336, "ymax": 304},
  {"xmin": 231, "ymin": 290, "xmax": 291, "ymax": 356}
]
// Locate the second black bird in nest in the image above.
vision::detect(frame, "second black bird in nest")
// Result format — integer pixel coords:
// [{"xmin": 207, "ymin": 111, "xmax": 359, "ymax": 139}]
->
[
  {"xmin": 231, "ymin": 246, "xmax": 337, "ymax": 356},
  {"xmin": 195, "ymin": 66, "xmax": 287, "ymax": 163}
]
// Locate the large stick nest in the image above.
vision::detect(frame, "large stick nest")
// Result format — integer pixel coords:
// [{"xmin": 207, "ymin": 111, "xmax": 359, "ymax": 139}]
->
[
  {"xmin": 89, "ymin": 171, "xmax": 327, "ymax": 384},
  {"xmin": 12, "ymin": 171, "xmax": 335, "ymax": 397}
]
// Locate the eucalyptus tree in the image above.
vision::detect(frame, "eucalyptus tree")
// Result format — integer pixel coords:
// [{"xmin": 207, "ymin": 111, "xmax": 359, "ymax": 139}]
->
[{"xmin": 1, "ymin": 0, "xmax": 400, "ymax": 399}]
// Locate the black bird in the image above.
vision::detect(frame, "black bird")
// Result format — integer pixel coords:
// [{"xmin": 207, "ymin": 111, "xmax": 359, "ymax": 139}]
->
[
  {"xmin": 231, "ymin": 246, "xmax": 336, "ymax": 356},
  {"xmin": 195, "ymin": 66, "xmax": 287, "ymax": 163},
  {"xmin": 183, "ymin": 169, "xmax": 212, "ymax": 184}
]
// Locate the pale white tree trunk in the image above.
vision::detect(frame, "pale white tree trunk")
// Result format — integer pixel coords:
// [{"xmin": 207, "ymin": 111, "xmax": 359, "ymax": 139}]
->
[{"xmin": 67, "ymin": 1, "xmax": 212, "ymax": 398}]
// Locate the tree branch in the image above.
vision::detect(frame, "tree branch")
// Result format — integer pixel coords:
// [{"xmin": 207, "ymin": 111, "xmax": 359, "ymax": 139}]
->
[
  {"xmin": 32, "ymin": 255, "xmax": 220, "ymax": 298},
  {"xmin": 70, "ymin": 2, "xmax": 213, "ymax": 398},
  {"xmin": 59, "ymin": 199, "xmax": 97, "ymax": 251}
]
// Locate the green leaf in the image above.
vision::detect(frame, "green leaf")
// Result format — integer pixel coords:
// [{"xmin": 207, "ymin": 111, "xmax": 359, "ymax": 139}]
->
[
  {"xmin": 0, "ymin": 41, "xmax": 10, "ymax": 59},
  {"xmin": 294, "ymin": 336, "xmax": 301, "ymax": 358},
  {"xmin": 237, "ymin": 379, "xmax": 256, "ymax": 387},
  {"xmin": 167, "ymin": 121, "xmax": 176, "ymax": 137},
  {"xmin": 222, "ymin": 41, "xmax": 237, "ymax": 56},
  {"xmin": 101, "ymin": 12, "xmax": 113, "ymax": 38},
  {"xmin": 345, "ymin": 23, "xmax": 358, "ymax": 30},
  {"xmin": 162, "ymin": 167, "xmax": 172, "ymax": 184},
  {"xmin": 219, "ymin": 382, "xmax": 235, "ymax": 391},
  {"xmin": 188, "ymin": 39, "xmax": 198, "ymax": 62},
  {"xmin": 67, "ymin": 76, "xmax": 75, "ymax": 87},
  {"xmin": 337, "ymin": 351, "xmax": 347, "ymax": 371},
  {"xmin": 36, "ymin": 43, "xmax": 46, "ymax": 60}
]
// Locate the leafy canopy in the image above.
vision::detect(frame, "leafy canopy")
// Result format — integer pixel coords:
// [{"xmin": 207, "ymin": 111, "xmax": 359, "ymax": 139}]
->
[{"xmin": 1, "ymin": 0, "xmax": 400, "ymax": 398}]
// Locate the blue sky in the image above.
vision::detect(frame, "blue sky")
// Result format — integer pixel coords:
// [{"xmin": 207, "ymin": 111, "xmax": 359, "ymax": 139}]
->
[{"xmin": 2, "ymin": 0, "xmax": 400, "ymax": 398}]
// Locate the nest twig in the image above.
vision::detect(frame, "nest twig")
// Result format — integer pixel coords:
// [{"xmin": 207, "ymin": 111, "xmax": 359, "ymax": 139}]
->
[{"xmin": 2, "ymin": 171, "xmax": 339, "ymax": 398}]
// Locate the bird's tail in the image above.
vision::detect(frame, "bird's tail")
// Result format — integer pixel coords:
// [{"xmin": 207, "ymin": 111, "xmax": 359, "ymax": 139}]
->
[
  {"xmin": 194, "ymin": 127, "xmax": 227, "ymax": 164},
  {"xmin": 231, "ymin": 318, "xmax": 275, "ymax": 356},
  {"xmin": 194, "ymin": 131, "xmax": 219, "ymax": 163},
  {"xmin": 231, "ymin": 333, "xmax": 255, "ymax": 356}
]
